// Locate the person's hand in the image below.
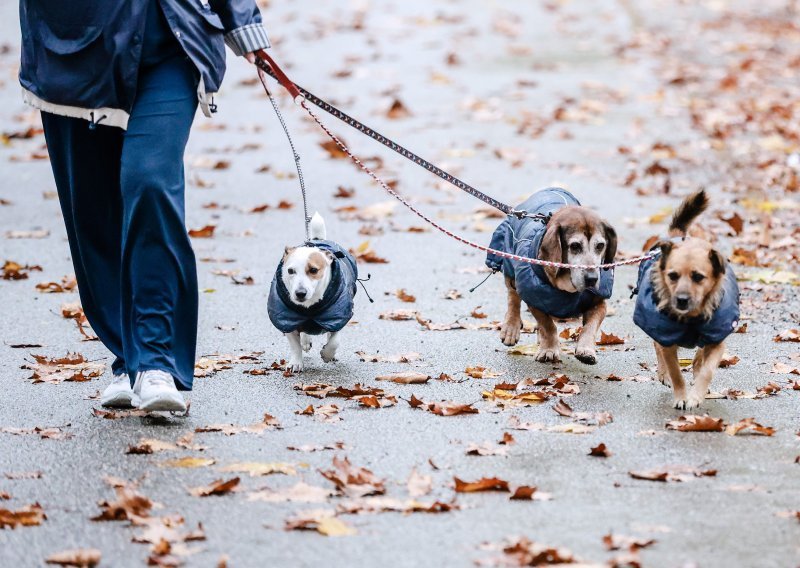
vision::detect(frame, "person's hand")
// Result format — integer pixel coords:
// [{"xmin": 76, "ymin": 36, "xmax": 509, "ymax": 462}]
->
[{"xmin": 245, "ymin": 52, "xmax": 256, "ymax": 64}]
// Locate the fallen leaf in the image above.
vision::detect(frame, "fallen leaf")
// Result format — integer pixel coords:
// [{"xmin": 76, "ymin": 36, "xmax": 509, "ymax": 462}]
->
[
  {"xmin": 589, "ymin": 443, "xmax": 611, "ymax": 458},
  {"xmin": 249, "ymin": 482, "xmax": 333, "ymax": 503},
  {"xmin": 395, "ymin": 289, "xmax": 416, "ymax": 303},
  {"xmin": 465, "ymin": 366, "xmax": 503, "ymax": 379},
  {"xmin": 596, "ymin": 331, "xmax": 625, "ymax": 345},
  {"xmin": 602, "ymin": 532, "xmax": 657, "ymax": 552},
  {"xmin": 285, "ymin": 509, "xmax": 356, "ymax": 536},
  {"xmin": 23, "ymin": 353, "xmax": 104, "ymax": 384},
  {"xmin": 319, "ymin": 456, "xmax": 385, "ymax": 498},
  {"xmin": 375, "ymin": 372, "xmax": 430, "ymax": 384},
  {"xmin": 126, "ymin": 439, "xmax": 179, "ymax": 454},
  {"xmin": 160, "ymin": 457, "xmax": 216, "ymax": 469},
  {"xmin": 509, "ymin": 486, "xmax": 538, "ymax": 500},
  {"xmin": 188, "ymin": 225, "xmax": 216, "ymax": 238},
  {"xmin": 0, "ymin": 504, "xmax": 46, "ymax": 528},
  {"xmin": 725, "ymin": 418, "xmax": 776, "ymax": 436},
  {"xmin": 45, "ymin": 548, "xmax": 101, "ymax": 567},
  {"xmin": 666, "ymin": 415, "xmax": 725, "ymax": 432},
  {"xmin": 189, "ymin": 477, "xmax": 240, "ymax": 497},
  {"xmin": 220, "ymin": 462, "xmax": 296, "ymax": 477},
  {"xmin": 454, "ymin": 476, "xmax": 509, "ymax": 493},
  {"xmin": 774, "ymin": 329, "xmax": 800, "ymax": 342},
  {"xmin": 406, "ymin": 468, "xmax": 432, "ymax": 498}
]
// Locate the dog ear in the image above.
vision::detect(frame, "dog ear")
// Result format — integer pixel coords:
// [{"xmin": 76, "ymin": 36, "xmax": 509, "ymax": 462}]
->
[
  {"xmin": 283, "ymin": 246, "xmax": 296, "ymax": 261},
  {"xmin": 539, "ymin": 222, "xmax": 564, "ymax": 282},
  {"xmin": 602, "ymin": 222, "xmax": 617, "ymax": 265},
  {"xmin": 658, "ymin": 241, "xmax": 673, "ymax": 270},
  {"xmin": 323, "ymin": 250, "xmax": 335, "ymax": 263},
  {"xmin": 709, "ymin": 249, "xmax": 726, "ymax": 277}
]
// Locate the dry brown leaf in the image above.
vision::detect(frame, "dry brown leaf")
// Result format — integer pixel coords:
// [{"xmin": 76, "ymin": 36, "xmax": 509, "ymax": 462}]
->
[
  {"xmin": 406, "ymin": 468, "xmax": 432, "ymax": 498},
  {"xmin": 666, "ymin": 415, "xmax": 725, "ymax": 432},
  {"xmin": 378, "ymin": 309, "xmax": 418, "ymax": 321},
  {"xmin": 319, "ymin": 456, "xmax": 385, "ymax": 498},
  {"xmin": 189, "ymin": 477, "xmax": 240, "ymax": 497},
  {"xmin": 0, "ymin": 504, "xmax": 46, "ymax": 528},
  {"xmin": 725, "ymin": 418, "xmax": 776, "ymax": 436},
  {"xmin": 596, "ymin": 331, "xmax": 625, "ymax": 345},
  {"xmin": 589, "ymin": 443, "xmax": 611, "ymax": 458},
  {"xmin": 220, "ymin": 462, "xmax": 296, "ymax": 477},
  {"xmin": 45, "ymin": 549, "xmax": 101, "ymax": 567},
  {"xmin": 774, "ymin": 329, "xmax": 800, "ymax": 342},
  {"xmin": 465, "ymin": 366, "xmax": 503, "ymax": 379},
  {"xmin": 375, "ymin": 372, "xmax": 430, "ymax": 384},
  {"xmin": 188, "ymin": 225, "xmax": 216, "ymax": 238},
  {"xmin": 160, "ymin": 457, "xmax": 216, "ymax": 469},
  {"xmin": 386, "ymin": 99, "xmax": 411, "ymax": 119},
  {"xmin": 395, "ymin": 289, "xmax": 416, "ymax": 303},
  {"xmin": 454, "ymin": 476, "xmax": 509, "ymax": 493},
  {"xmin": 23, "ymin": 353, "xmax": 104, "ymax": 384}
]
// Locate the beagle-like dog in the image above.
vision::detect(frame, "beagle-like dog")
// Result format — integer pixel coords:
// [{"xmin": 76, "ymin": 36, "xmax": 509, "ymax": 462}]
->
[{"xmin": 486, "ymin": 188, "xmax": 618, "ymax": 364}]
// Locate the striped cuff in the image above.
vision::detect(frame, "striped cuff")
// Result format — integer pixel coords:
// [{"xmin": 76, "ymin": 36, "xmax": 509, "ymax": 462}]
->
[{"xmin": 224, "ymin": 23, "xmax": 271, "ymax": 56}]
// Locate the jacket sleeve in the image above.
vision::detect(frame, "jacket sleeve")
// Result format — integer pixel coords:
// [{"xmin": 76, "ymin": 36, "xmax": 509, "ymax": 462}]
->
[{"xmin": 209, "ymin": 0, "xmax": 271, "ymax": 55}]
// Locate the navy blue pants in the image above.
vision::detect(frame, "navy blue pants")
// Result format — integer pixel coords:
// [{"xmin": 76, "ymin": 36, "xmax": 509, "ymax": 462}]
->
[{"xmin": 41, "ymin": 49, "xmax": 199, "ymax": 391}]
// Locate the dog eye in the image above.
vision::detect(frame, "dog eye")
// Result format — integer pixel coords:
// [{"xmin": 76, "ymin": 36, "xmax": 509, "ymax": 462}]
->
[
  {"xmin": 309, "ymin": 267, "xmax": 318, "ymax": 274},
  {"xmin": 569, "ymin": 243, "xmax": 582, "ymax": 253},
  {"xmin": 287, "ymin": 268, "xmax": 295, "ymax": 275},
  {"xmin": 595, "ymin": 243, "xmax": 605, "ymax": 252},
  {"xmin": 691, "ymin": 272, "xmax": 705, "ymax": 283},
  {"xmin": 668, "ymin": 271, "xmax": 679, "ymax": 282}
]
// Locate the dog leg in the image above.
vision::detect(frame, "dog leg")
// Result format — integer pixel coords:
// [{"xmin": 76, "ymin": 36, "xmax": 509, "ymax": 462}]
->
[
  {"xmin": 321, "ymin": 331, "xmax": 340, "ymax": 363},
  {"xmin": 286, "ymin": 331, "xmax": 304, "ymax": 373},
  {"xmin": 655, "ymin": 341, "xmax": 669, "ymax": 386},
  {"xmin": 500, "ymin": 277, "xmax": 522, "ymax": 346},
  {"xmin": 658, "ymin": 344, "xmax": 688, "ymax": 408},
  {"xmin": 575, "ymin": 301, "xmax": 606, "ymax": 365},
  {"xmin": 300, "ymin": 333, "xmax": 312, "ymax": 352},
  {"xmin": 686, "ymin": 342, "xmax": 724, "ymax": 409},
  {"xmin": 529, "ymin": 306, "xmax": 560, "ymax": 363}
]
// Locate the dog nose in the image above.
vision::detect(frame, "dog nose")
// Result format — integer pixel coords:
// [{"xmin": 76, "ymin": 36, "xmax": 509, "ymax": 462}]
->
[
  {"xmin": 295, "ymin": 289, "xmax": 307, "ymax": 300},
  {"xmin": 584, "ymin": 274, "xmax": 599, "ymax": 288},
  {"xmin": 676, "ymin": 295, "xmax": 690, "ymax": 309}
]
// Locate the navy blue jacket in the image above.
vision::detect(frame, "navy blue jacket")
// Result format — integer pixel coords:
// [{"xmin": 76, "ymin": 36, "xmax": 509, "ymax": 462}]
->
[
  {"xmin": 19, "ymin": 0, "xmax": 270, "ymax": 127},
  {"xmin": 268, "ymin": 240, "xmax": 359, "ymax": 335},
  {"xmin": 485, "ymin": 188, "xmax": 614, "ymax": 319},
  {"xmin": 633, "ymin": 254, "xmax": 740, "ymax": 348}
]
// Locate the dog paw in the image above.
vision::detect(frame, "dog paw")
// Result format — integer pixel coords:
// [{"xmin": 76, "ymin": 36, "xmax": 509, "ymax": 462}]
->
[
  {"xmin": 574, "ymin": 346, "xmax": 597, "ymax": 365},
  {"xmin": 300, "ymin": 335, "xmax": 312, "ymax": 352},
  {"xmin": 673, "ymin": 397, "xmax": 688, "ymax": 410},
  {"xmin": 658, "ymin": 374, "xmax": 669, "ymax": 386},
  {"xmin": 287, "ymin": 358, "xmax": 304, "ymax": 373},
  {"xmin": 320, "ymin": 347, "xmax": 337, "ymax": 363},
  {"xmin": 535, "ymin": 348, "xmax": 561, "ymax": 363},
  {"xmin": 499, "ymin": 321, "xmax": 521, "ymax": 346},
  {"xmin": 684, "ymin": 391, "xmax": 704, "ymax": 410}
]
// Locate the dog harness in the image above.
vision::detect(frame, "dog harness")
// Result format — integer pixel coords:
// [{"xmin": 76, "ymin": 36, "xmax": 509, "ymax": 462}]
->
[
  {"xmin": 268, "ymin": 240, "xmax": 358, "ymax": 335},
  {"xmin": 632, "ymin": 253, "xmax": 740, "ymax": 348},
  {"xmin": 485, "ymin": 188, "xmax": 614, "ymax": 319}
]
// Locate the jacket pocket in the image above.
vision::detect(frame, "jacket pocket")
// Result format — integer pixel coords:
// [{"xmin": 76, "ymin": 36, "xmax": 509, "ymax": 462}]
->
[{"xmin": 36, "ymin": 21, "xmax": 103, "ymax": 55}]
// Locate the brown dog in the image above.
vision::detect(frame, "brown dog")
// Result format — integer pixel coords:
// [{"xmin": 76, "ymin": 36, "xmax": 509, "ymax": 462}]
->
[
  {"xmin": 487, "ymin": 188, "xmax": 617, "ymax": 365},
  {"xmin": 633, "ymin": 190, "xmax": 740, "ymax": 409}
]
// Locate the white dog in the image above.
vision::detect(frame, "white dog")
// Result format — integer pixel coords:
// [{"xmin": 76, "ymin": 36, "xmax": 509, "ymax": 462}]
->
[{"xmin": 267, "ymin": 213, "xmax": 358, "ymax": 372}]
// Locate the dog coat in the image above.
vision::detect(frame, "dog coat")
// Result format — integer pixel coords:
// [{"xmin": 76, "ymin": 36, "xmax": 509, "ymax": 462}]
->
[
  {"xmin": 485, "ymin": 187, "xmax": 614, "ymax": 319},
  {"xmin": 268, "ymin": 240, "xmax": 358, "ymax": 335},
  {"xmin": 632, "ymin": 253, "xmax": 740, "ymax": 348}
]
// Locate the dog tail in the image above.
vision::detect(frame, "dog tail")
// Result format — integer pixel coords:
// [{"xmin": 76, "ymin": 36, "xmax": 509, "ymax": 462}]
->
[
  {"xmin": 668, "ymin": 189, "xmax": 708, "ymax": 237},
  {"xmin": 309, "ymin": 212, "xmax": 326, "ymax": 240}
]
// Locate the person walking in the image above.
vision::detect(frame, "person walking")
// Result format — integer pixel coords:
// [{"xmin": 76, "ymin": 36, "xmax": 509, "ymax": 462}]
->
[{"xmin": 18, "ymin": 1, "xmax": 270, "ymax": 411}]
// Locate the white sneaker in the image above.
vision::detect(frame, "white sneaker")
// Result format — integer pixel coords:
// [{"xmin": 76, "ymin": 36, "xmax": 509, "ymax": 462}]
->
[
  {"xmin": 132, "ymin": 370, "xmax": 186, "ymax": 412},
  {"xmin": 101, "ymin": 373, "xmax": 135, "ymax": 408}
]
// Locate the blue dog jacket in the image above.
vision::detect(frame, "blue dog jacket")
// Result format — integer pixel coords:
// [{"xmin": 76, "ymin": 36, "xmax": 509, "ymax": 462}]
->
[
  {"xmin": 268, "ymin": 240, "xmax": 358, "ymax": 335},
  {"xmin": 632, "ymin": 253, "xmax": 739, "ymax": 348},
  {"xmin": 485, "ymin": 188, "xmax": 614, "ymax": 319}
]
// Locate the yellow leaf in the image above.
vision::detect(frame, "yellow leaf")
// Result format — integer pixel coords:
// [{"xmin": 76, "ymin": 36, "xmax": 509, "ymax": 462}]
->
[
  {"xmin": 648, "ymin": 207, "xmax": 673, "ymax": 224},
  {"xmin": 316, "ymin": 516, "xmax": 357, "ymax": 536},
  {"xmin": 161, "ymin": 457, "xmax": 215, "ymax": 468}
]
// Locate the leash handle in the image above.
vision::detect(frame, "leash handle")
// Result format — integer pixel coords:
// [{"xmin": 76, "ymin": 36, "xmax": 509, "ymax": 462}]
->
[{"xmin": 255, "ymin": 50, "xmax": 304, "ymax": 103}]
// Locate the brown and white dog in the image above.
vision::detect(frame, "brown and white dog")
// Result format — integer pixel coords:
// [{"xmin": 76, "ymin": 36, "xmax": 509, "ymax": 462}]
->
[
  {"xmin": 633, "ymin": 190, "xmax": 740, "ymax": 409},
  {"xmin": 268, "ymin": 213, "xmax": 358, "ymax": 372},
  {"xmin": 488, "ymin": 188, "xmax": 617, "ymax": 365}
]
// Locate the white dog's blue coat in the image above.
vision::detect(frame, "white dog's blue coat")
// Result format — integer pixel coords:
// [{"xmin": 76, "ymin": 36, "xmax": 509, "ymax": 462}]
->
[{"xmin": 268, "ymin": 240, "xmax": 358, "ymax": 335}]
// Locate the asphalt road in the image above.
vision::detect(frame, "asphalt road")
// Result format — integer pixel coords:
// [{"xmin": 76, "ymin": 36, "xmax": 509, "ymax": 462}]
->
[{"xmin": 1, "ymin": 1, "xmax": 798, "ymax": 567}]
